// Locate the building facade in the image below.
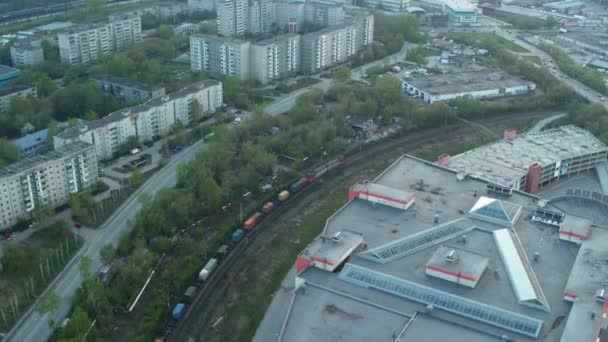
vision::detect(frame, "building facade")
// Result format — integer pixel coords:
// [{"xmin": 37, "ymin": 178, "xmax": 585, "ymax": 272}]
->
[
  {"xmin": 10, "ymin": 39, "xmax": 44, "ymax": 67},
  {"xmin": 300, "ymin": 24, "xmax": 359, "ymax": 74},
  {"xmin": 248, "ymin": 0, "xmax": 273, "ymax": 36},
  {"xmin": 360, "ymin": 0, "xmax": 410, "ymax": 12},
  {"xmin": 94, "ymin": 75, "xmax": 166, "ymax": 103},
  {"xmin": 251, "ymin": 34, "xmax": 301, "ymax": 84},
  {"xmin": 443, "ymin": 0, "xmax": 479, "ymax": 26},
  {"xmin": 188, "ymin": 0, "xmax": 217, "ymax": 12},
  {"xmin": 274, "ymin": 2, "xmax": 306, "ymax": 33},
  {"xmin": 190, "ymin": 34, "xmax": 251, "ymax": 80},
  {"xmin": 217, "ymin": 0, "xmax": 248, "ymax": 37},
  {"xmin": 58, "ymin": 16, "xmax": 142, "ymax": 65},
  {"xmin": 54, "ymin": 80, "xmax": 223, "ymax": 160},
  {"xmin": 305, "ymin": 1, "xmax": 346, "ymax": 28},
  {"xmin": 0, "ymin": 85, "xmax": 37, "ymax": 112},
  {"xmin": 0, "ymin": 141, "xmax": 97, "ymax": 229}
]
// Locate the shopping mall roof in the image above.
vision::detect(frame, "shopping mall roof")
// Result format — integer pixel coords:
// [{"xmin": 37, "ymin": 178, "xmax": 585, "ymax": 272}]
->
[
  {"xmin": 445, "ymin": 125, "xmax": 608, "ymax": 188},
  {"xmin": 265, "ymin": 155, "xmax": 608, "ymax": 342},
  {"xmin": 403, "ymin": 70, "xmax": 534, "ymax": 96}
]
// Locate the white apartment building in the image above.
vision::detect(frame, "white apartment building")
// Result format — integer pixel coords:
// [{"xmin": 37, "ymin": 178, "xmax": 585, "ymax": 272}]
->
[
  {"xmin": 251, "ymin": 34, "xmax": 301, "ymax": 84},
  {"xmin": 217, "ymin": 0, "xmax": 248, "ymax": 37},
  {"xmin": 188, "ymin": 0, "xmax": 217, "ymax": 12},
  {"xmin": 54, "ymin": 80, "xmax": 223, "ymax": 160},
  {"xmin": 248, "ymin": 0, "xmax": 272, "ymax": 36},
  {"xmin": 0, "ymin": 141, "xmax": 98, "ymax": 229},
  {"xmin": 190, "ymin": 35, "xmax": 251, "ymax": 80},
  {"xmin": 10, "ymin": 39, "xmax": 44, "ymax": 67},
  {"xmin": 274, "ymin": 2, "xmax": 306, "ymax": 33},
  {"xmin": 305, "ymin": 1, "xmax": 346, "ymax": 28},
  {"xmin": 301, "ymin": 24, "xmax": 360, "ymax": 73},
  {"xmin": 58, "ymin": 16, "xmax": 142, "ymax": 65},
  {"xmin": 0, "ymin": 85, "xmax": 37, "ymax": 112}
]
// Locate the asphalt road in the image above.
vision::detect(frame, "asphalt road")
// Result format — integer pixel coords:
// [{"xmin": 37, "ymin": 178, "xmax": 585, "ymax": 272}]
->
[{"xmin": 5, "ymin": 138, "xmax": 209, "ymax": 342}]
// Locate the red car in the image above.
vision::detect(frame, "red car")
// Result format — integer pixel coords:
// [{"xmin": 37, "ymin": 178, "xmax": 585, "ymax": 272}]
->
[
  {"xmin": 74, "ymin": 223, "xmax": 82, "ymax": 229},
  {"xmin": 2, "ymin": 231, "xmax": 13, "ymax": 240}
]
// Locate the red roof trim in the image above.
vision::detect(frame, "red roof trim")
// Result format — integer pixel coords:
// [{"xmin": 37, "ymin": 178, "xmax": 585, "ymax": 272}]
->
[
  {"xmin": 311, "ymin": 256, "xmax": 334, "ymax": 266},
  {"xmin": 426, "ymin": 265, "xmax": 477, "ymax": 282},
  {"xmin": 560, "ymin": 229, "xmax": 589, "ymax": 239},
  {"xmin": 358, "ymin": 191, "xmax": 415, "ymax": 206}
]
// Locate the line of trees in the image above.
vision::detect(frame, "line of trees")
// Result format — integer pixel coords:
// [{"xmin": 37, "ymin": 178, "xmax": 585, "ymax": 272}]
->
[{"xmin": 540, "ymin": 43, "xmax": 608, "ymax": 95}]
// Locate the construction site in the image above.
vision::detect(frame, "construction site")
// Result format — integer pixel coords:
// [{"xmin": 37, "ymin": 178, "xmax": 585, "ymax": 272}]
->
[{"xmin": 256, "ymin": 126, "xmax": 608, "ymax": 342}]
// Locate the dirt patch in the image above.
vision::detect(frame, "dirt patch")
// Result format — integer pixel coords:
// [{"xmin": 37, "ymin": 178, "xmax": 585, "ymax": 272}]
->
[{"xmin": 323, "ymin": 304, "xmax": 363, "ymax": 321}]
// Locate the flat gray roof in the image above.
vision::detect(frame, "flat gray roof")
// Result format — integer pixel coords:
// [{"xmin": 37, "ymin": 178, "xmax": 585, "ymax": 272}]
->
[
  {"xmin": 446, "ymin": 125, "xmax": 608, "ymax": 187},
  {"xmin": 426, "ymin": 245, "xmax": 489, "ymax": 284},
  {"xmin": 278, "ymin": 155, "xmax": 608, "ymax": 341},
  {"xmin": 94, "ymin": 74, "xmax": 165, "ymax": 92},
  {"xmin": 0, "ymin": 141, "xmax": 92, "ymax": 178},
  {"xmin": 403, "ymin": 70, "xmax": 534, "ymax": 96},
  {"xmin": 57, "ymin": 80, "xmax": 220, "ymax": 140}
]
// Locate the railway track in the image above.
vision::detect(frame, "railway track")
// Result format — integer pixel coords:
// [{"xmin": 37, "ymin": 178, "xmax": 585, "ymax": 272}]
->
[{"xmin": 170, "ymin": 111, "xmax": 554, "ymax": 341}]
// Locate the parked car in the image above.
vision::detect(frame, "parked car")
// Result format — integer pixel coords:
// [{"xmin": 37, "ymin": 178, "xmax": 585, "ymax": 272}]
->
[{"xmin": 74, "ymin": 223, "xmax": 82, "ymax": 229}]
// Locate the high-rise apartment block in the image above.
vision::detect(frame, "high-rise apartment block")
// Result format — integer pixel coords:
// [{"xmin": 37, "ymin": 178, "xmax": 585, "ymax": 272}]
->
[
  {"xmin": 58, "ymin": 15, "xmax": 142, "ymax": 65},
  {"xmin": 248, "ymin": 0, "xmax": 273, "ymax": 36},
  {"xmin": 305, "ymin": 1, "xmax": 346, "ymax": 28},
  {"xmin": 54, "ymin": 80, "xmax": 223, "ymax": 160},
  {"xmin": 190, "ymin": 35, "xmax": 251, "ymax": 80},
  {"xmin": 188, "ymin": 0, "xmax": 217, "ymax": 12},
  {"xmin": 274, "ymin": 2, "xmax": 306, "ymax": 33},
  {"xmin": 300, "ymin": 24, "xmax": 358, "ymax": 73},
  {"xmin": 0, "ymin": 141, "xmax": 98, "ymax": 229},
  {"xmin": 251, "ymin": 34, "xmax": 301, "ymax": 84},
  {"xmin": 217, "ymin": 0, "xmax": 248, "ymax": 37}
]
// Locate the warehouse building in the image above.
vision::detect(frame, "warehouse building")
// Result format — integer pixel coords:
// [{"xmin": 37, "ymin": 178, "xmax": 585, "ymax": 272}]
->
[
  {"xmin": 54, "ymin": 80, "xmax": 222, "ymax": 160},
  {"xmin": 0, "ymin": 141, "xmax": 97, "ymax": 229},
  {"xmin": 442, "ymin": 125, "xmax": 608, "ymax": 193},
  {"xmin": 402, "ymin": 70, "xmax": 536, "ymax": 103},
  {"xmin": 259, "ymin": 147, "xmax": 608, "ymax": 342}
]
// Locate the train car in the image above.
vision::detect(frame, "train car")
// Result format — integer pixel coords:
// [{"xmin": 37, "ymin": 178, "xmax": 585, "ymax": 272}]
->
[
  {"xmin": 262, "ymin": 202, "xmax": 276, "ymax": 215},
  {"xmin": 289, "ymin": 177, "xmax": 308, "ymax": 193},
  {"xmin": 306, "ymin": 158, "xmax": 345, "ymax": 182},
  {"xmin": 198, "ymin": 259, "xmax": 218, "ymax": 282},
  {"xmin": 244, "ymin": 212, "xmax": 264, "ymax": 231},
  {"xmin": 277, "ymin": 190, "xmax": 290, "ymax": 203},
  {"xmin": 229, "ymin": 229, "xmax": 245, "ymax": 246},
  {"xmin": 172, "ymin": 303, "xmax": 186, "ymax": 321}
]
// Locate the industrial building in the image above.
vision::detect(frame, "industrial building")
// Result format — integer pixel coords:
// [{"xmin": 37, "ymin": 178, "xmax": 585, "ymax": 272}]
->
[
  {"xmin": 440, "ymin": 125, "xmax": 608, "ymax": 193},
  {"xmin": 258, "ymin": 144, "xmax": 608, "ymax": 341},
  {"xmin": 94, "ymin": 75, "xmax": 166, "ymax": 104},
  {"xmin": 402, "ymin": 70, "xmax": 536, "ymax": 103},
  {"xmin": 0, "ymin": 85, "xmax": 37, "ymax": 112},
  {"xmin": 542, "ymin": 0, "xmax": 584, "ymax": 14},
  {"xmin": 0, "ymin": 141, "xmax": 97, "ymax": 229},
  {"xmin": 54, "ymin": 80, "xmax": 222, "ymax": 160},
  {"xmin": 58, "ymin": 15, "xmax": 142, "ymax": 65},
  {"xmin": 10, "ymin": 38, "xmax": 44, "ymax": 67},
  {"xmin": 443, "ymin": 0, "xmax": 479, "ymax": 26},
  {"xmin": 0, "ymin": 65, "xmax": 20, "ymax": 88}
]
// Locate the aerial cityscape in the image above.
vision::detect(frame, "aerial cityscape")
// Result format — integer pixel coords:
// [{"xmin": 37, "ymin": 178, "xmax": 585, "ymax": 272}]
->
[{"xmin": 0, "ymin": 0, "xmax": 608, "ymax": 341}]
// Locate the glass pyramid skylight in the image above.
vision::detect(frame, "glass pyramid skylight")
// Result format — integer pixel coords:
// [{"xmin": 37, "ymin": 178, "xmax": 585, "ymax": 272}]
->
[{"xmin": 469, "ymin": 196, "xmax": 522, "ymax": 227}]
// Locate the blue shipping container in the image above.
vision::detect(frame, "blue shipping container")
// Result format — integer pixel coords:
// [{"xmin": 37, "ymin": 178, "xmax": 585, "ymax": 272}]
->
[
  {"xmin": 230, "ymin": 229, "xmax": 245, "ymax": 244},
  {"xmin": 289, "ymin": 178, "xmax": 308, "ymax": 193},
  {"xmin": 172, "ymin": 303, "xmax": 186, "ymax": 320}
]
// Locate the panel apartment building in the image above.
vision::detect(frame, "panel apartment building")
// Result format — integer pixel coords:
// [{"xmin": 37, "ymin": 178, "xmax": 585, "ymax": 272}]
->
[
  {"xmin": 0, "ymin": 141, "xmax": 97, "ymax": 229},
  {"xmin": 300, "ymin": 15, "xmax": 374, "ymax": 74},
  {"xmin": 190, "ymin": 34, "xmax": 252, "ymax": 80},
  {"xmin": 54, "ymin": 80, "xmax": 223, "ymax": 160},
  {"xmin": 58, "ymin": 15, "xmax": 142, "ymax": 65}
]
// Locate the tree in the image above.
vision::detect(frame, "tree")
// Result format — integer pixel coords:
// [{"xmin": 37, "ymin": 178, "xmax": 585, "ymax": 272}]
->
[
  {"xmin": 37, "ymin": 291, "xmax": 61, "ymax": 316},
  {"xmin": 58, "ymin": 306, "xmax": 93, "ymax": 341},
  {"xmin": 69, "ymin": 191, "xmax": 96, "ymax": 224},
  {"xmin": 41, "ymin": 39, "xmax": 59, "ymax": 63},
  {"xmin": 1, "ymin": 244, "xmax": 32, "ymax": 273},
  {"xmin": 32, "ymin": 205, "xmax": 54, "ymax": 226},
  {"xmin": 156, "ymin": 25, "xmax": 174, "ymax": 40},
  {"xmin": 130, "ymin": 167, "xmax": 144, "ymax": 187},
  {"xmin": 84, "ymin": 110, "xmax": 99, "ymax": 122},
  {"xmin": 330, "ymin": 67, "xmax": 352, "ymax": 82},
  {"xmin": 99, "ymin": 244, "xmax": 115, "ymax": 265},
  {"xmin": 545, "ymin": 16, "xmax": 557, "ymax": 29},
  {"xmin": 199, "ymin": 177, "xmax": 222, "ymax": 213},
  {"xmin": 191, "ymin": 98, "xmax": 202, "ymax": 122},
  {"xmin": 0, "ymin": 138, "xmax": 21, "ymax": 167}
]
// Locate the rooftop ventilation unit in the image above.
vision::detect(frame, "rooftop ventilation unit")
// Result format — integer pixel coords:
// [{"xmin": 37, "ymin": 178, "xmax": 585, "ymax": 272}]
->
[
  {"xmin": 445, "ymin": 250, "xmax": 458, "ymax": 264},
  {"xmin": 330, "ymin": 232, "xmax": 343, "ymax": 243},
  {"xmin": 531, "ymin": 207, "xmax": 565, "ymax": 227}
]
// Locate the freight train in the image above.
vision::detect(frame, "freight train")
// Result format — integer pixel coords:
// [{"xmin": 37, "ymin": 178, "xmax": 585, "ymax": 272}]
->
[{"xmin": 156, "ymin": 157, "xmax": 345, "ymax": 341}]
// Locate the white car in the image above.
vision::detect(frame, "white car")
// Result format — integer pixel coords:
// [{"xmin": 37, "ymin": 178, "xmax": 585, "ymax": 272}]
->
[{"xmin": 233, "ymin": 117, "xmax": 242, "ymax": 124}]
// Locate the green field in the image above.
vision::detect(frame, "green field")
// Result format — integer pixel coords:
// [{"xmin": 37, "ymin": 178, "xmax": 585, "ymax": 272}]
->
[{"xmin": 522, "ymin": 55, "xmax": 542, "ymax": 65}]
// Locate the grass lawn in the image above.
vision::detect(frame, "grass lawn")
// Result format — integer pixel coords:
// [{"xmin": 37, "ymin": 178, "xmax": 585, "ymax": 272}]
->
[
  {"xmin": 496, "ymin": 36, "xmax": 530, "ymax": 53},
  {"xmin": 522, "ymin": 55, "xmax": 542, "ymax": 66},
  {"xmin": 0, "ymin": 221, "xmax": 83, "ymax": 332}
]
